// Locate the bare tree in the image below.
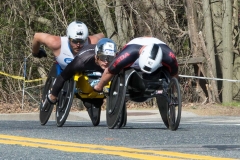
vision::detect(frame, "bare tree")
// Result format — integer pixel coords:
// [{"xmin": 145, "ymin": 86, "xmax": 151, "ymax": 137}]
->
[
  {"xmin": 222, "ymin": 0, "xmax": 233, "ymax": 103},
  {"xmin": 184, "ymin": 0, "xmax": 207, "ymax": 102},
  {"xmin": 94, "ymin": 0, "xmax": 118, "ymax": 43},
  {"xmin": 232, "ymin": 0, "xmax": 240, "ymax": 100},
  {"xmin": 202, "ymin": 0, "xmax": 220, "ymax": 103}
]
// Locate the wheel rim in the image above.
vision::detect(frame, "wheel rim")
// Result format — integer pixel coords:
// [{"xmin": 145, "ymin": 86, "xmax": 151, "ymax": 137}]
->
[
  {"xmin": 108, "ymin": 76, "xmax": 122, "ymax": 115},
  {"xmin": 39, "ymin": 64, "xmax": 57, "ymax": 125},
  {"xmin": 56, "ymin": 78, "xmax": 75, "ymax": 127},
  {"xmin": 106, "ymin": 73, "xmax": 126, "ymax": 129}
]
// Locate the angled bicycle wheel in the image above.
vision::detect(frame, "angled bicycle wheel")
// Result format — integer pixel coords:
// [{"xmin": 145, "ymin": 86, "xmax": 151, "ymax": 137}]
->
[
  {"xmin": 156, "ymin": 96, "xmax": 169, "ymax": 129},
  {"xmin": 122, "ymin": 102, "xmax": 127, "ymax": 127},
  {"xmin": 115, "ymin": 102, "xmax": 127, "ymax": 129},
  {"xmin": 106, "ymin": 72, "xmax": 126, "ymax": 129},
  {"xmin": 39, "ymin": 64, "xmax": 57, "ymax": 125},
  {"xmin": 83, "ymin": 98, "xmax": 103, "ymax": 126},
  {"xmin": 56, "ymin": 78, "xmax": 76, "ymax": 127},
  {"xmin": 167, "ymin": 77, "xmax": 182, "ymax": 131}
]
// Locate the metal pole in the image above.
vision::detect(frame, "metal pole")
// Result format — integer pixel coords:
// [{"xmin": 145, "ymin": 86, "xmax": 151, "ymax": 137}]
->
[{"xmin": 22, "ymin": 57, "xmax": 27, "ymax": 110}]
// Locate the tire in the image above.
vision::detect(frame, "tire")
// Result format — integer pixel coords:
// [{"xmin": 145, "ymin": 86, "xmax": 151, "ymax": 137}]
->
[
  {"xmin": 122, "ymin": 103, "xmax": 127, "ymax": 127},
  {"xmin": 55, "ymin": 78, "xmax": 76, "ymax": 127},
  {"xmin": 106, "ymin": 72, "xmax": 126, "ymax": 129},
  {"xmin": 39, "ymin": 64, "xmax": 57, "ymax": 125},
  {"xmin": 167, "ymin": 78, "xmax": 182, "ymax": 131},
  {"xmin": 83, "ymin": 98, "xmax": 103, "ymax": 126},
  {"xmin": 156, "ymin": 95, "xmax": 169, "ymax": 129},
  {"xmin": 115, "ymin": 102, "xmax": 127, "ymax": 128}
]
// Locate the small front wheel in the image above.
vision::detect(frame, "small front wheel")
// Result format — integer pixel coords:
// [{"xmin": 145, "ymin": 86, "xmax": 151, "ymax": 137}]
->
[{"xmin": 83, "ymin": 98, "xmax": 103, "ymax": 126}]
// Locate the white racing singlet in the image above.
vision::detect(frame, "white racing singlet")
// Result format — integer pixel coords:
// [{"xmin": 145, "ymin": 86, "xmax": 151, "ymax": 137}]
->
[{"xmin": 55, "ymin": 37, "xmax": 89, "ymax": 70}]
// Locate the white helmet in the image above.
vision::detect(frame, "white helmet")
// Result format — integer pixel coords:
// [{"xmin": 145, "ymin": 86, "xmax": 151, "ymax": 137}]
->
[
  {"xmin": 95, "ymin": 38, "xmax": 117, "ymax": 62},
  {"xmin": 139, "ymin": 44, "xmax": 163, "ymax": 74},
  {"xmin": 66, "ymin": 21, "xmax": 89, "ymax": 40}
]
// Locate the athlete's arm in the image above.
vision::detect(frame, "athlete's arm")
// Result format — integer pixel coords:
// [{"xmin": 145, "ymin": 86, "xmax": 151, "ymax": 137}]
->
[
  {"xmin": 88, "ymin": 33, "xmax": 105, "ymax": 44},
  {"xmin": 94, "ymin": 68, "xmax": 114, "ymax": 91},
  {"xmin": 32, "ymin": 33, "xmax": 61, "ymax": 55}
]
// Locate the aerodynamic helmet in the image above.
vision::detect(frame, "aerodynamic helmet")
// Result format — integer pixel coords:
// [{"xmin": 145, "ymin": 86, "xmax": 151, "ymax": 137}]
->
[
  {"xmin": 66, "ymin": 21, "xmax": 89, "ymax": 41},
  {"xmin": 95, "ymin": 38, "xmax": 117, "ymax": 62},
  {"xmin": 139, "ymin": 43, "xmax": 163, "ymax": 74}
]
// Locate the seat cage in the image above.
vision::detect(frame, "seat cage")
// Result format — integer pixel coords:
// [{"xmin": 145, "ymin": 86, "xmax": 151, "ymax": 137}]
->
[
  {"xmin": 124, "ymin": 68, "xmax": 170, "ymax": 102},
  {"xmin": 74, "ymin": 70, "xmax": 108, "ymax": 99}
]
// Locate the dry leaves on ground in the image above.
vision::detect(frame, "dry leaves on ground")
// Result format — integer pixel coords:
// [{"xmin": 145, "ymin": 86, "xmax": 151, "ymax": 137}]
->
[{"xmin": 182, "ymin": 103, "xmax": 240, "ymax": 116}]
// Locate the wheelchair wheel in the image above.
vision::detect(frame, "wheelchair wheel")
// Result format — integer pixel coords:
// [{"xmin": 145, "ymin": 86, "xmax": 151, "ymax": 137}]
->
[
  {"xmin": 115, "ymin": 102, "xmax": 127, "ymax": 128},
  {"xmin": 167, "ymin": 77, "xmax": 182, "ymax": 131},
  {"xmin": 122, "ymin": 103, "xmax": 127, "ymax": 127},
  {"xmin": 83, "ymin": 98, "xmax": 103, "ymax": 126},
  {"xmin": 39, "ymin": 64, "xmax": 57, "ymax": 125},
  {"xmin": 156, "ymin": 96, "xmax": 169, "ymax": 129},
  {"xmin": 56, "ymin": 78, "xmax": 76, "ymax": 127},
  {"xmin": 106, "ymin": 73, "xmax": 126, "ymax": 129}
]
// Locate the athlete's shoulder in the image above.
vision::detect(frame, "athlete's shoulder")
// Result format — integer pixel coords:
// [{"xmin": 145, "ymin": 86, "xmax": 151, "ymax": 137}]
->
[
  {"xmin": 82, "ymin": 44, "xmax": 96, "ymax": 50},
  {"xmin": 77, "ymin": 44, "xmax": 96, "ymax": 56}
]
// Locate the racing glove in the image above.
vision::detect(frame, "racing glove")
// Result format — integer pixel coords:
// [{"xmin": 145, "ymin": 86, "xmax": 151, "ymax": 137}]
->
[
  {"xmin": 32, "ymin": 48, "xmax": 47, "ymax": 58},
  {"xmin": 90, "ymin": 80, "xmax": 100, "ymax": 88}
]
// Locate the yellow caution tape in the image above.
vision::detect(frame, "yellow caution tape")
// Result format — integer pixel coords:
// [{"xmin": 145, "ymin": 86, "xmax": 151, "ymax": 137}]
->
[
  {"xmin": 0, "ymin": 71, "xmax": 47, "ymax": 83},
  {"xmin": 25, "ymin": 77, "xmax": 47, "ymax": 83}
]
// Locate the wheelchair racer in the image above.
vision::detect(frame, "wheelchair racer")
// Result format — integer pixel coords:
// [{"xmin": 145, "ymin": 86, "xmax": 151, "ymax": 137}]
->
[
  {"xmin": 44, "ymin": 38, "xmax": 117, "ymax": 105},
  {"xmin": 93, "ymin": 37, "xmax": 179, "ymax": 92},
  {"xmin": 32, "ymin": 21, "xmax": 105, "ymax": 69}
]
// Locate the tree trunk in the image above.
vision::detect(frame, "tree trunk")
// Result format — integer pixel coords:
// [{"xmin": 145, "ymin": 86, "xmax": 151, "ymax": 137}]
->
[
  {"xmin": 115, "ymin": 0, "xmax": 130, "ymax": 47},
  {"xmin": 184, "ymin": 0, "xmax": 207, "ymax": 102},
  {"xmin": 232, "ymin": 0, "xmax": 240, "ymax": 100},
  {"xmin": 222, "ymin": 0, "xmax": 233, "ymax": 103},
  {"xmin": 94, "ymin": 0, "xmax": 118, "ymax": 43},
  {"xmin": 154, "ymin": 0, "xmax": 169, "ymax": 43},
  {"xmin": 202, "ymin": 0, "xmax": 220, "ymax": 103},
  {"xmin": 211, "ymin": 0, "xmax": 223, "ymax": 101}
]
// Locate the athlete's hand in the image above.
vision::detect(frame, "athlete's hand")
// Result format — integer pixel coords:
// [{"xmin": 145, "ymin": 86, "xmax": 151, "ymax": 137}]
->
[
  {"xmin": 32, "ymin": 48, "xmax": 47, "ymax": 58},
  {"xmin": 93, "ymin": 84, "xmax": 103, "ymax": 93}
]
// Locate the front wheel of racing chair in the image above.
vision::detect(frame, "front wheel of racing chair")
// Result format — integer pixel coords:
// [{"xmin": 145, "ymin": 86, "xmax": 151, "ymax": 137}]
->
[
  {"xmin": 106, "ymin": 71, "xmax": 126, "ymax": 129},
  {"xmin": 55, "ymin": 78, "xmax": 76, "ymax": 127},
  {"xmin": 82, "ymin": 98, "xmax": 103, "ymax": 126},
  {"xmin": 39, "ymin": 64, "xmax": 57, "ymax": 125},
  {"xmin": 167, "ymin": 77, "xmax": 182, "ymax": 131}
]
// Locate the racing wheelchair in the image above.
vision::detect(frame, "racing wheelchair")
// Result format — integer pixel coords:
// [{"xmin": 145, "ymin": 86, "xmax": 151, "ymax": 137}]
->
[
  {"xmin": 106, "ymin": 67, "xmax": 182, "ymax": 131},
  {"xmin": 39, "ymin": 63, "xmax": 109, "ymax": 127}
]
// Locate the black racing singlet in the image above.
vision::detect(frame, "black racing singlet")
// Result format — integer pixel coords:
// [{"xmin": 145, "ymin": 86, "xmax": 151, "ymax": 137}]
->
[{"xmin": 51, "ymin": 44, "xmax": 103, "ymax": 97}]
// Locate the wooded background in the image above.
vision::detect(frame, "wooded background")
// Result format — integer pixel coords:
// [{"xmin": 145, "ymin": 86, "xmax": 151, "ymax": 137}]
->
[{"xmin": 0, "ymin": 0, "xmax": 239, "ymax": 108}]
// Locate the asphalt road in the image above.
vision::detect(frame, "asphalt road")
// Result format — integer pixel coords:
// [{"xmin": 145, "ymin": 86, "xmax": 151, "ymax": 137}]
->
[{"xmin": 0, "ymin": 110, "xmax": 240, "ymax": 160}]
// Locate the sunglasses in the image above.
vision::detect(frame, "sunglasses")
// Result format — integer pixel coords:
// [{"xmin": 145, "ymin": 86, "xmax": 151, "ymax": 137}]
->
[
  {"xmin": 98, "ymin": 55, "xmax": 115, "ymax": 62},
  {"xmin": 70, "ymin": 39, "xmax": 85, "ymax": 44}
]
